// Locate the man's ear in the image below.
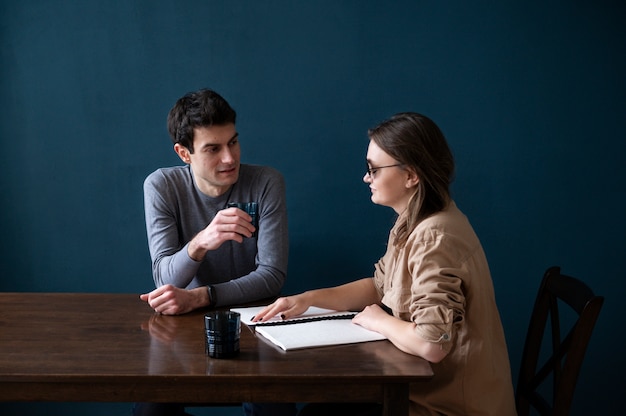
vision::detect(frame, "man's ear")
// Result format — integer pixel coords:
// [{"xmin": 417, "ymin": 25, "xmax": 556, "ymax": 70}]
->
[{"xmin": 174, "ymin": 143, "xmax": 191, "ymax": 164}]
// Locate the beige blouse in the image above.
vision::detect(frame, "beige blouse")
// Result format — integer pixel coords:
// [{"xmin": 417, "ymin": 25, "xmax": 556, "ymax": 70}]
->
[{"xmin": 373, "ymin": 201, "xmax": 516, "ymax": 415}]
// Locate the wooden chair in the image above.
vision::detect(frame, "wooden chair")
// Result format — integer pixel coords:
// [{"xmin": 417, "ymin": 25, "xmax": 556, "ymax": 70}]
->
[{"xmin": 515, "ymin": 266, "xmax": 604, "ymax": 416}]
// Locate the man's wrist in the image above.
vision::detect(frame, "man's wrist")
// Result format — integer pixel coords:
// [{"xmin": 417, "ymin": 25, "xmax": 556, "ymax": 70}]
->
[{"xmin": 187, "ymin": 240, "xmax": 206, "ymax": 262}]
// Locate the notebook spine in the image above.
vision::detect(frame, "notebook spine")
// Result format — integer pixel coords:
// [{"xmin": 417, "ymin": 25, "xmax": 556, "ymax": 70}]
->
[{"xmin": 255, "ymin": 313, "xmax": 357, "ymax": 327}]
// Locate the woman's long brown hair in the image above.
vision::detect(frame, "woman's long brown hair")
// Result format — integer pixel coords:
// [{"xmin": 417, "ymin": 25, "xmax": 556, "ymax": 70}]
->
[{"xmin": 368, "ymin": 112, "xmax": 455, "ymax": 247}]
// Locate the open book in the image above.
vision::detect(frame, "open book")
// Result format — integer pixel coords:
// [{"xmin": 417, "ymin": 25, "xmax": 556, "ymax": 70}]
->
[{"xmin": 231, "ymin": 306, "xmax": 387, "ymax": 351}]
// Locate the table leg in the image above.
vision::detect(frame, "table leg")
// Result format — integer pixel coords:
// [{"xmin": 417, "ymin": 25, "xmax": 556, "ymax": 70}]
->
[{"xmin": 382, "ymin": 382, "xmax": 409, "ymax": 416}]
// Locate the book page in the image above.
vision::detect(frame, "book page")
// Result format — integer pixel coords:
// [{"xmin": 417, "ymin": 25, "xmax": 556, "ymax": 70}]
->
[{"xmin": 255, "ymin": 319, "xmax": 387, "ymax": 351}]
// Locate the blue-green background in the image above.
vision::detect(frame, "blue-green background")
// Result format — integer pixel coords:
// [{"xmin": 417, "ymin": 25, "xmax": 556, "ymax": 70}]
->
[{"xmin": 1, "ymin": 1, "xmax": 624, "ymax": 415}]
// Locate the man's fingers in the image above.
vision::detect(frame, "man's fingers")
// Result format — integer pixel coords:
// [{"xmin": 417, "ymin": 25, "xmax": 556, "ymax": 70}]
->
[
  {"xmin": 218, "ymin": 209, "xmax": 255, "ymax": 234},
  {"xmin": 223, "ymin": 207, "xmax": 252, "ymax": 222}
]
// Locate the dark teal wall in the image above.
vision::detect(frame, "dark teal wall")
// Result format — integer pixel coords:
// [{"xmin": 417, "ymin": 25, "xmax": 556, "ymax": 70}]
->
[{"xmin": 1, "ymin": 1, "xmax": 624, "ymax": 415}]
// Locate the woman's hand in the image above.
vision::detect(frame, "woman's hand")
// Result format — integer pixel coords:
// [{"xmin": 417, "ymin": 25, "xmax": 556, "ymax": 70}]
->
[
  {"xmin": 351, "ymin": 303, "xmax": 390, "ymax": 332},
  {"xmin": 251, "ymin": 294, "xmax": 312, "ymax": 322}
]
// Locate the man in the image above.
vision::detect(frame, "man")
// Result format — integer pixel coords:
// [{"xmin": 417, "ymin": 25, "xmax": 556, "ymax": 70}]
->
[
  {"xmin": 136, "ymin": 89, "xmax": 296, "ymax": 416},
  {"xmin": 141, "ymin": 88, "xmax": 288, "ymax": 314}
]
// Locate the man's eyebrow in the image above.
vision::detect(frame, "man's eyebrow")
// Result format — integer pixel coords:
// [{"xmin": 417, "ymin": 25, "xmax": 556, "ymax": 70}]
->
[
  {"xmin": 199, "ymin": 132, "xmax": 239, "ymax": 149},
  {"xmin": 200, "ymin": 142, "xmax": 220, "ymax": 149}
]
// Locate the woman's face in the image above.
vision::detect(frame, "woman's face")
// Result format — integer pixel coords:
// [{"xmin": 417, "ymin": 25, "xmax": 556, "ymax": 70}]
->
[{"xmin": 363, "ymin": 140, "xmax": 418, "ymax": 214}]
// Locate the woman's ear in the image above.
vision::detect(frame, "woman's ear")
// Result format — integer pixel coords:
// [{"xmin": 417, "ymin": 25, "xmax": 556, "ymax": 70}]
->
[
  {"xmin": 405, "ymin": 167, "xmax": 420, "ymax": 188},
  {"xmin": 174, "ymin": 143, "xmax": 191, "ymax": 164}
]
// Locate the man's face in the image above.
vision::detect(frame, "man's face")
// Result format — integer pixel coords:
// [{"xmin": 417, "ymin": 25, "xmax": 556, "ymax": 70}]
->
[{"xmin": 175, "ymin": 123, "xmax": 241, "ymax": 197}]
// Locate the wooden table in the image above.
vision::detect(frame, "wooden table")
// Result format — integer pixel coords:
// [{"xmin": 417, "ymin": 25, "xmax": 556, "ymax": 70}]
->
[{"xmin": 0, "ymin": 293, "xmax": 433, "ymax": 415}]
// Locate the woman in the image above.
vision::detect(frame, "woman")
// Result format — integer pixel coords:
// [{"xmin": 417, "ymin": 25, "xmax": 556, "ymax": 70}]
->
[{"xmin": 253, "ymin": 112, "xmax": 516, "ymax": 415}]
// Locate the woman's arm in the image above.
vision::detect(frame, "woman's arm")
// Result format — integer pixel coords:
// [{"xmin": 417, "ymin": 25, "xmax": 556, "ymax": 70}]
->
[
  {"xmin": 353, "ymin": 304, "xmax": 449, "ymax": 363},
  {"xmin": 252, "ymin": 278, "xmax": 381, "ymax": 322}
]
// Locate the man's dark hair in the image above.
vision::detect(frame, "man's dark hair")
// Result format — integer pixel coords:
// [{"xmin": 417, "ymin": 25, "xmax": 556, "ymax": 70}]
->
[{"xmin": 167, "ymin": 89, "xmax": 236, "ymax": 153}]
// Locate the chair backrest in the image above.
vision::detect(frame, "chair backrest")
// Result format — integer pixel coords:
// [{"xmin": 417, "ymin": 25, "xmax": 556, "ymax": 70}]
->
[{"xmin": 515, "ymin": 266, "xmax": 604, "ymax": 416}]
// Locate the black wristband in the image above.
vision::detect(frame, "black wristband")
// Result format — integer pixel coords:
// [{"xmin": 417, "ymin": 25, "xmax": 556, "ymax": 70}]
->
[{"xmin": 207, "ymin": 285, "xmax": 217, "ymax": 307}]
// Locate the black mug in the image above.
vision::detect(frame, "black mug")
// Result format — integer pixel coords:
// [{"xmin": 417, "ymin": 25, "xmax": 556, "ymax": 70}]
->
[{"xmin": 204, "ymin": 310, "xmax": 241, "ymax": 358}]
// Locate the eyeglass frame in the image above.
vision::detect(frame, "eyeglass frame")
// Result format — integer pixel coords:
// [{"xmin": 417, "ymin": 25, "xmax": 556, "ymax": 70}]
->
[{"xmin": 365, "ymin": 163, "xmax": 404, "ymax": 178}]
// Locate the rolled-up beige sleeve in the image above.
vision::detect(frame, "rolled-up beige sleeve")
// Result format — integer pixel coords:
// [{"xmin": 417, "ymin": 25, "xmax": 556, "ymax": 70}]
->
[
  {"xmin": 408, "ymin": 232, "xmax": 466, "ymax": 348},
  {"xmin": 374, "ymin": 225, "xmax": 466, "ymax": 351}
]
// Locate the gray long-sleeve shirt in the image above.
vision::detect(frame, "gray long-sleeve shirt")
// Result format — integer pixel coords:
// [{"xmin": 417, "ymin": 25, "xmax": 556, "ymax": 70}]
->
[{"xmin": 143, "ymin": 164, "xmax": 289, "ymax": 307}]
